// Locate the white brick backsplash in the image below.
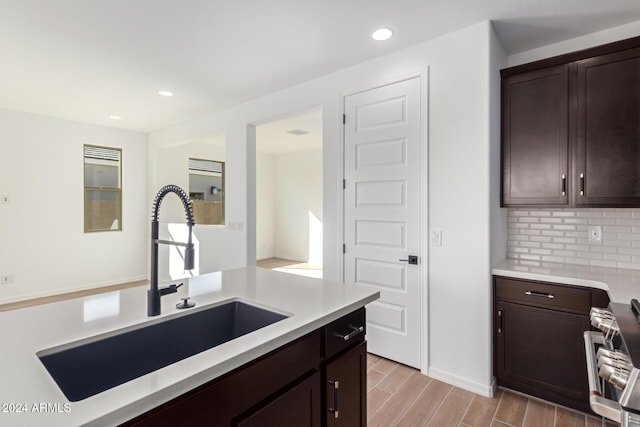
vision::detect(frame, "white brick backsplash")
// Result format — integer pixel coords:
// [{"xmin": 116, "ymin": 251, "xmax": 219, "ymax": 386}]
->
[
  {"xmin": 552, "ymin": 211, "xmax": 576, "ymax": 217},
  {"xmin": 542, "ymin": 255, "xmax": 566, "ymax": 263},
  {"xmin": 604, "ymin": 211, "xmax": 632, "ymax": 218},
  {"xmin": 540, "ymin": 217, "xmax": 563, "ymax": 224},
  {"xmin": 507, "ymin": 208, "xmax": 640, "ymax": 271},
  {"xmin": 542, "ymin": 243, "xmax": 564, "ymax": 250}
]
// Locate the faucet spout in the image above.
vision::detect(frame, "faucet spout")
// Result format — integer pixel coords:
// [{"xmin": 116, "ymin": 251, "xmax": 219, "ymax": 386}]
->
[{"xmin": 148, "ymin": 185, "xmax": 196, "ymax": 317}]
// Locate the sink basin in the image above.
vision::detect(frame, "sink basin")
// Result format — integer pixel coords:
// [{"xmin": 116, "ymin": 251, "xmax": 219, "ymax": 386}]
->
[{"xmin": 37, "ymin": 300, "xmax": 287, "ymax": 402}]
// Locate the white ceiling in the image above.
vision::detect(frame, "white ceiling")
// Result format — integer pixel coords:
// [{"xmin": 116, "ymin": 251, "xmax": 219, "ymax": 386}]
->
[
  {"xmin": 256, "ymin": 109, "xmax": 322, "ymax": 155},
  {"xmin": 2, "ymin": 0, "xmax": 640, "ymax": 134}
]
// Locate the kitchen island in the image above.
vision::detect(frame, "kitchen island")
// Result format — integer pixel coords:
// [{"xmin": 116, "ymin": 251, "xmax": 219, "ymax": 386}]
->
[{"xmin": 0, "ymin": 267, "xmax": 378, "ymax": 426}]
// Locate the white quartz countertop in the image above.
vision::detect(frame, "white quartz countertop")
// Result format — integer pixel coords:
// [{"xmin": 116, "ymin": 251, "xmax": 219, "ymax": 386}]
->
[
  {"xmin": 493, "ymin": 259, "xmax": 640, "ymax": 303},
  {"xmin": 0, "ymin": 267, "xmax": 379, "ymax": 427}
]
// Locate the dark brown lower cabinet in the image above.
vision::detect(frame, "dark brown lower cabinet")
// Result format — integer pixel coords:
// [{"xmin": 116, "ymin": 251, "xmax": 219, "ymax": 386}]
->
[
  {"xmin": 237, "ymin": 371, "xmax": 321, "ymax": 427},
  {"xmin": 325, "ymin": 341, "xmax": 367, "ymax": 427},
  {"xmin": 493, "ymin": 276, "xmax": 609, "ymax": 414},
  {"xmin": 495, "ymin": 301, "xmax": 590, "ymax": 412},
  {"xmin": 122, "ymin": 308, "xmax": 367, "ymax": 427}
]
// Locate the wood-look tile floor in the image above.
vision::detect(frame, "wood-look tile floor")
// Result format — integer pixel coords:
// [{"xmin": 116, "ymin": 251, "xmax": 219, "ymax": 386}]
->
[
  {"xmin": 256, "ymin": 257, "xmax": 321, "ymax": 271},
  {"xmin": 367, "ymin": 353, "xmax": 615, "ymax": 427}
]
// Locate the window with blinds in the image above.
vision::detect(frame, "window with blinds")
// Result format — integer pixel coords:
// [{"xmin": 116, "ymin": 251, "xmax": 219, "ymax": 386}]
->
[
  {"xmin": 84, "ymin": 145, "xmax": 122, "ymax": 232},
  {"xmin": 188, "ymin": 157, "xmax": 225, "ymax": 225}
]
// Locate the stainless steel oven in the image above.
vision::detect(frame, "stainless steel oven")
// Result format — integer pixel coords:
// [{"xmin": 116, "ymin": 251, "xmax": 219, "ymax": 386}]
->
[{"xmin": 585, "ymin": 300, "xmax": 640, "ymax": 426}]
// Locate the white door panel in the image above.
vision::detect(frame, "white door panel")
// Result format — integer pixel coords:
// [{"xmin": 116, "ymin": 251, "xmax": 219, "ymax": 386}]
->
[{"xmin": 343, "ymin": 76, "xmax": 422, "ymax": 368}]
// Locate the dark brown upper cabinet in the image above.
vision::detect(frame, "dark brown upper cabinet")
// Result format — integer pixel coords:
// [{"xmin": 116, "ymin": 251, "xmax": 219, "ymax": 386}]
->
[
  {"xmin": 502, "ymin": 65, "xmax": 569, "ymax": 205},
  {"xmin": 575, "ymin": 47, "xmax": 640, "ymax": 206},
  {"xmin": 501, "ymin": 36, "xmax": 640, "ymax": 207}
]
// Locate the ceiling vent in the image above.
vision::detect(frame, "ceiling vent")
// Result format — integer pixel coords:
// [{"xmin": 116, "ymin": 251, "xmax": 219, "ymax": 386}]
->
[{"xmin": 286, "ymin": 128, "xmax": 310, "ymax": 136}]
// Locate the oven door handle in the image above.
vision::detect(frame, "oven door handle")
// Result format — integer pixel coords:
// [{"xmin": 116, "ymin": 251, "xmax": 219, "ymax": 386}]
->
[{"xmin": 584, "ymin": 331, "xmax": 622, "ymax": 424}]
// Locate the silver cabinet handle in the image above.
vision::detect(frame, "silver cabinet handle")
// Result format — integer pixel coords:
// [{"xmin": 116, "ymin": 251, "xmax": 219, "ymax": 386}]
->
[
  {"xmin": 561, "ymin": 174, "xmax": 566, "ymax": 196},
  {"xmin": 328, "ymin": 380, "xmax": 339, "ymax": 418},
  {"xmin": 498, "ymin": 309, "xmax": 503, "ymax": 334},
  {"xmin": 335, "ymin": 325, "xmax": 364, "ymax": 341},
  {"xmin": 580, "ymin": 173, "xmax": 585, "ymax": 195},
  {"xmin": 525, "ymin": 290, "xmax": 555, "ymax": 299}
]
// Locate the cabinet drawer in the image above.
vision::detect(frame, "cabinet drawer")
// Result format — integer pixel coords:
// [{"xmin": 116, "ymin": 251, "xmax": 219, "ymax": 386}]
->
[
  {"xmin": 495, "ymin": 277, "xmax": 591, "ymax": 314},
  {"xmin": 324, "ymin": 308, "xmax": 366, "ymax": 359}
]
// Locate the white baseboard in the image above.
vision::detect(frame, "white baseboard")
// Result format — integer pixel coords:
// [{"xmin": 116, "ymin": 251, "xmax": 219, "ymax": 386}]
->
[{"xmin": 426, "ymin": 367, "xmax": 497, "ymax": 398}]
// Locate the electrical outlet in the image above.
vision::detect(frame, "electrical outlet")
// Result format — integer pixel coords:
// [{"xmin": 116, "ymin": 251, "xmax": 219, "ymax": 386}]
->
[
  {"xmin": 588, "ymin": 225, "xmax": 602, "ymax": 242},
  {"xmin": 1, "ymin": 275, "xmax": 15, "ymax": 284}
]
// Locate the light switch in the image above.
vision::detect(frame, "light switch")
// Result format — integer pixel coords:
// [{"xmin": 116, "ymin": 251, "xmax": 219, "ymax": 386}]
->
[{"xmin": 431, "ymin": 230, "xmax": 442, "ymax": 246}]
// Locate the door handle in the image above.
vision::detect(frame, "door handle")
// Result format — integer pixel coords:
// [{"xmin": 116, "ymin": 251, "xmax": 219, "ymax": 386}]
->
[{"xmin": 399, "ymin": 255, "xmax": 419, "ymax": 265}]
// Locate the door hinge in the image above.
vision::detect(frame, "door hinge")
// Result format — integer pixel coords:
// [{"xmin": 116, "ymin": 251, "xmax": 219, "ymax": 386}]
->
[
  {"xmin": 342, "ymin": 114, "xmax": 346, "ymax": 125},
  {"xmin": 343, "ymin": 179, "xmax": 346, "ymax": 189},
  {"xmin": 343, "ymin": 244, "xmax": 346, "ymax": 254}
]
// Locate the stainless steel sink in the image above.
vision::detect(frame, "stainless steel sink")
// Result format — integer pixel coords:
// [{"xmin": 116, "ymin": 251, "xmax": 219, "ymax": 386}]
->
[{"xmin": 37, "ymin": 300, "xmax": 287, "ymax": 402}]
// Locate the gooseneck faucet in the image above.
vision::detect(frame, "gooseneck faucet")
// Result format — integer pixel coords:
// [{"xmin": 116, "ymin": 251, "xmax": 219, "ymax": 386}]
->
[{"xmin": 148, "ymin": 185, "xmax": 195, "ymax": 316}]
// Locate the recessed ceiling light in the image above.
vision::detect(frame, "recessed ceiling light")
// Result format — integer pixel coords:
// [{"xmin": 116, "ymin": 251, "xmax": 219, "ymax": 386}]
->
[
  {"xmin": 371, "ymin": 28, "xmax": 393, "ymax": 41},
  {"xmin": 109, "ymin": 115, "xmax": 122, "ymax": 120},
  {"xmin": 158, "ymin": 90, "xmax": 174, "ymax": 97}
]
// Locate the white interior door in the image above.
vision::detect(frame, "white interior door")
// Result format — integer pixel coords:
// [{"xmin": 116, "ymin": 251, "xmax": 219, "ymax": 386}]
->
[{"xmin": 343, "ymin": 77, "xmax": 423, "ymax": 368}]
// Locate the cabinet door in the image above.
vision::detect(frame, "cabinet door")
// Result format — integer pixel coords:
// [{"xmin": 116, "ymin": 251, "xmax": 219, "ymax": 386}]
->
[
  {"xmin": 575, "ymin": 47, "xmax": 640, "ymax": 206},
  {"xmin": 502, "ymin": 65, "xmax": 569, "ymax": 206},
  {"xmin": 236, "ymin": 371, "xmax": 321, "ymax": 427},
  {"xmin": 325, "ymin": 341, "xmax": 367, "ymax": 427},
  {"xmin": 494, "ymin": 301, "xmax": 590, "ymax": 412}
]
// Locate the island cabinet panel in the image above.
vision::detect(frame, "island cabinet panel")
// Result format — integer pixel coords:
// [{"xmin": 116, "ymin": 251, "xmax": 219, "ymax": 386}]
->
[
  {"xmin": 236, "ymin": 371, "xmax": 321, "ymax": 427},
  {"xmin": 123, "ymin": 307, "xmax": 367, "ymax": 427},
  {"xmin": 493, "ymin": 276, "xmax": 609, "ymax": 414},
  {"xmin": 501, "ymin": 35, "xmax": 640, "ymax": 207},
  {"xmin": 325, "ymin": 341, "xmax": 367, "ymax": 427},
  {"xmin": 502, "ymin": 65, "xmax": 569, "ymax": 206}
]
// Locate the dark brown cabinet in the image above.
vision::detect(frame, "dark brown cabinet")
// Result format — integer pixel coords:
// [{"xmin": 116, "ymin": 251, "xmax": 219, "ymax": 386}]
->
[
  {"xmin": 325, "ymin": 341, "xmax": 367, "ymax": 427},
  {"xmin": 237, "ymin": 372, "xmax": 321, "ymax": 427},
  {"xmin": 501, "ymin": 36, "xmax": 640, "ymax": 207},
  {"xmin": 493, "ymin": 276, "xmax": 609, "ymax": 413},
  {"xmin": 575, "ymin": 47, "xmax": 640, "ymax": 206},
  {"xmin": 122, "ymin": 308, "xmax": 367, "ymax": 427},
  {"xmin": 502, "ymin": 65, "xmax": 569, "ymax": 205}
]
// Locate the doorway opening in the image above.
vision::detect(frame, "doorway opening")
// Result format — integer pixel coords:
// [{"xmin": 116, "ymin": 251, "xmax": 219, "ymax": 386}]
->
[{"xmin": 255, "ymin": 108, "xmax": 323, "ymax": 279}]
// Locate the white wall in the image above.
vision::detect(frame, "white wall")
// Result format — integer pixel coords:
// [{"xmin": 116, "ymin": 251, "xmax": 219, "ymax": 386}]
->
[
  {"xmin": 256, "ymin": 152, "xmax": 276, "ymax": 260},
  {"xmin": 508, "ymin": 20, "xmax": 640, "ymax": 67},
  {"xmin": 149, "ymin": 21, "xmax": 498, "ymax": 396},
  {"xmin": 0, "ymin": 109, "xmax": 148, "ymax": 303},
  {"xmin": 424, "ymin": 23, "xmax": 498, "ymax": 396},
  {"xmin": 274, "ymin": 149, "xmax": 322, "ymax": 263},
  {"xmin": 256, "ymin": 149, "xmax": 322, "ymax": 264}
]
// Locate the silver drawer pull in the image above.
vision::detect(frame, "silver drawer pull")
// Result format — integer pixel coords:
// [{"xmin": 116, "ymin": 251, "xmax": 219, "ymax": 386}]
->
[
  {"xmin": 328, "ymin": 380, "xmax": 339, "ymax": 419},
  {"xmin": 525, "ymin": 290, "xmax": 555, "ymax": 299},
  {"xmin": 335, "ymin": 325, "xmax": 364, "ymax": 341}
]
